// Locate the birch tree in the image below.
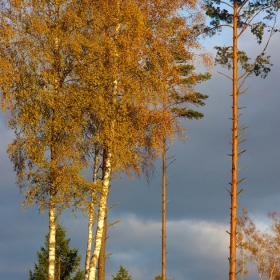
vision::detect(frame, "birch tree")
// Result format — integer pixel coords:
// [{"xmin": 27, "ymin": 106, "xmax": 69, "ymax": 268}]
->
[
  {"xmin": 204, "ymin": 0, "xmax": 279, "ymax": 279},
  {"xmin": 78, "ymin": 2, "xmax": 161, "ymax": 279},
  {"xmin": 0, "ymin": 1, "xmax": 92, "ymax": 279},
  {"xmin": 237, "ymin": 209, "xmax": 280, "ymax": 280},
  {"xmin": 78, "ymin": 1, "xmax": 212, "ymax": 279}
]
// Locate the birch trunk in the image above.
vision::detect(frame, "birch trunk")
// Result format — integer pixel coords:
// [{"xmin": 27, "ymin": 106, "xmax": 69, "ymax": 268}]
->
[
  {"xmin": 48, "ymin": 190, "xmax": 56, "ymax": 280},
  {"xmin": 88, "ymin": 151, "xmax": 111, "ymax": 280},
  {"xmin": 49, "ymin": 1, "xmax": 59, "ymax": 277},
  {"xmin": 85, "ymin": 152, "xmax": 100, "ymax": 280},
  {"xmin": 97, "ymin": 202, "xmax": 107, "ymax": 280},
  {"xmin": 85, "ymin": 195, "xmax": 96, "ymax": 280},
  {"xmin": 89, "ymin": 3, "xmax": 119, "ymax": 279}
]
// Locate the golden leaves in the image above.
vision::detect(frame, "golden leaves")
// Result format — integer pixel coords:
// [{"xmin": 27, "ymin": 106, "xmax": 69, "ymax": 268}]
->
[
  {"xmin": 0, "ymin": 0, "xmax": 91, "ymax": 214},
  {"xmin": 1, "ymin": 0, "xmax": 210, "ymax": 217},
  {"xmin": 237, "ymin": 209, "xmax": 280, "ymax": 280}
]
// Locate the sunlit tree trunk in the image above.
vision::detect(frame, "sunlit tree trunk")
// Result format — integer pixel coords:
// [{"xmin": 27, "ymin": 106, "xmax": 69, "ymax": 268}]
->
[
  {"xmin": 98, "ymin": 203, "xmax": 108, "ymax": 280},
  {"xmin": 88, "ymin": 150, "xmax": 111, "ymax": 280},
  {"xmin": 85, "ymin": 151, "xmax": 100, "ymax": 280},
  {"xmin": 205, "ymin": 1, "xmax": 278, "ymax": 279},
  {"xmin": 85, "ymin": 198, "xmax": 95, "ymax": 280},
  {"xmin": 89, "ymin": 3, "xmax": 120, "ymax": 277},
  {"xmin": 230, "ymin": 1, "xmax": 238, "ymax": 280},
  {"xmin": 49, "ymin": 189, "xmax": 56, "ymax": 280},
  {"xmin": 49, "ymin": 5, "xmax": 59, "ymax": 272}
]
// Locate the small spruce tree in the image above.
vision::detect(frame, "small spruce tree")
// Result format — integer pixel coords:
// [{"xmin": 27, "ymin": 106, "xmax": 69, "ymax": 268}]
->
[
  {"xmin": 111, "ymin": 265, "xmax": 132, "ymax": 280},
  {"xmin": 29, "ymin": 224, "xmax": 84, "ymax": 280}
]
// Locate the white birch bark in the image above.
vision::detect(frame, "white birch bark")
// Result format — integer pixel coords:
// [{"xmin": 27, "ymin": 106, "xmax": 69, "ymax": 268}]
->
[
  {"xmin": 85, "ymin": 152, "xmax": 100, "ymax": 280},
  {"xmin": 48, "ymin": 191, "xmax": 56, "ymax": 280},
  {"xmin": 49, "ymin": 2, "xmax": 59, "ymax": 277},
  {"xmin": 88, "ymin": 154, "xmax": 111, "ymax": 280},
  {"xmin": 88, "ymin": 4, "xmax": 119, "ymax": 279},
  {"xmin": 85, "ymin": 196, "xmax": 95, "ymax": 280}
]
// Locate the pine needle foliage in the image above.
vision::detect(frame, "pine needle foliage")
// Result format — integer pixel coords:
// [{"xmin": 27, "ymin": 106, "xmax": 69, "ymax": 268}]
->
[
  {"xmin": 111, "ymin": 266, "xmax": 132, "ymax": 280},
  {"xmin": 29, "ymin": 224, "xmax": 84, "ymax": 280}
]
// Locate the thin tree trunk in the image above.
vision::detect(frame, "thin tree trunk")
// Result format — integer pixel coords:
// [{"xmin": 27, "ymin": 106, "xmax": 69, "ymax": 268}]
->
[
  {"xmin": 162, "ymin": 138, "xmax": 166, "ymax": 280},
  {"xmin": 85, "ymin": 197, "xmax": 95, "ymax": 280},
  {"xmin": 98, "ymin": 203, "xmax": 108, "ymax": 280},
  {"xmin": 229, "ymin": 1, "xmax": 238, "ymax": 280},
  {"xmin": 88, "ymin": 150, "xmax": 111, "ymax": 280},
  {"xmin": 57, "ymin": 255, "xmax": 60, "ymax": 280},
  {"xmin": 85, "ymin": 152, "xmax": 100, "ymax": 280},
  {"xmin": 241, "ymin": 243, "xmax": 244, "ymax": 280},
  {"xmin": 49, "ymin": 190, "xmax": 56, "ymax": 280}
]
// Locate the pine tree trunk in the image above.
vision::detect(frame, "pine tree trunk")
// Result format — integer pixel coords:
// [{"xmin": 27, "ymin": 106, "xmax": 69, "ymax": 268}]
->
[
  {"xmin": 88, "ymin": 151, "xmax": 111, "ymax": 280},
  {"xmin": 162, "ymin": 138, "xmax": 166, "ymax": 280},
  {"xmin": 230, "ymin": 1, "xmax": 238, "ymax": 280},
  {"xmin": 49, "ymin": 190, "xmax": 56, "ymax": 280}
]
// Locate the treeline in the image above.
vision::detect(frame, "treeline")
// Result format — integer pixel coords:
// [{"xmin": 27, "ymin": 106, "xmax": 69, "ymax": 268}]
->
[{"xmin": 0, "ymin": 0, "xmax": 279, "ymax": 280}]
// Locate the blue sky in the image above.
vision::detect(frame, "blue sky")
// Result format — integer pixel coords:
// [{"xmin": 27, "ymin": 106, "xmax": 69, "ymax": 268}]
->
[{"xmin": 1, "ymin": 7, "xmax": 280, "ymax": 280}]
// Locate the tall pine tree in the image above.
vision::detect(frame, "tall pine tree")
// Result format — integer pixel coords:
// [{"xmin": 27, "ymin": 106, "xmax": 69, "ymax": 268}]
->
[{"xmin": 204, "ymin": 0, "xmax": 279, "ymax": 279}]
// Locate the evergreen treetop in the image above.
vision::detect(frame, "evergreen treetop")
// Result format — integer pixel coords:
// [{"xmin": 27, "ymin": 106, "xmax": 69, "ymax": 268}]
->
[
  {"xmin": 111, "ymin": 265, "xmax": 132, "ymax": 280},
  {"xmin": 29, "ymin": 224, "xmax": 84, "ymax": 280}
]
